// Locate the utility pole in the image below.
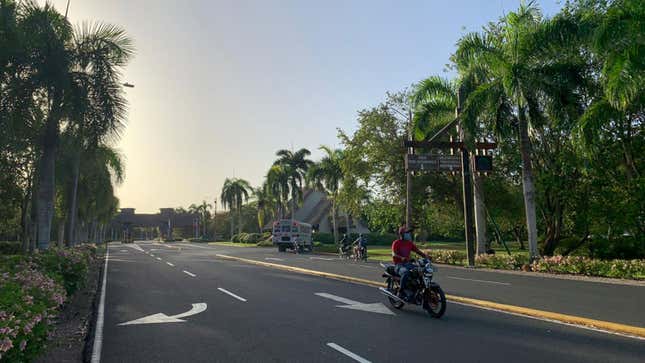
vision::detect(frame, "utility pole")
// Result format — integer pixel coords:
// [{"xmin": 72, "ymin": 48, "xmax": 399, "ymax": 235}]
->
[
  {"xmin": 457, "ymin": 87, "xmax": 476, "ymax": 267},
  {"xmin": 406, "ymin": 109, "xmax": 413, "ymax": 229}
]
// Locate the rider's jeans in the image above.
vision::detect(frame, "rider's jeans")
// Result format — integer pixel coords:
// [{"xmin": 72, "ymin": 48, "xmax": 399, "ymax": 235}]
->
[{"xmin": 395, "ymin": 262, "xmax": 415, "ymax": 297}]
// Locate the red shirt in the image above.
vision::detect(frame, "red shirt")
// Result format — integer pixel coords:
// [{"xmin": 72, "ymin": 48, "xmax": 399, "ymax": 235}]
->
[{"xmin": 392, "ymin": 239, "xmax": 424, "ymax": 264}]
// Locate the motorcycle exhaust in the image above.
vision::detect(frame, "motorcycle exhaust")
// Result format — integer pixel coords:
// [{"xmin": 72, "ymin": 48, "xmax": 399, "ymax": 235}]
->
[{"xmin": 378, "ymin": 287, "xmax": 405, "ymax": 304}]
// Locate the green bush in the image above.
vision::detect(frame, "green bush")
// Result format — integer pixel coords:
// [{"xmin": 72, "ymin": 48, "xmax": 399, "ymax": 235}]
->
[
  {"xmin": 313, "ymin": 233, "xmax": 335, "ymax": 244},
  {"xmin": 0, "ymin": 244, "xmax": 96, "ymax": 362},
  {"xmin": 256, "ymin": 240, "xmax": 273, "ymax": 247},
  {"xmin": 0, "ymin": 242, "xmax": 21, "ymax": 255},
  {"xmin": 475, "ymin": 253, "xmax": 530, "ymax": 270}
]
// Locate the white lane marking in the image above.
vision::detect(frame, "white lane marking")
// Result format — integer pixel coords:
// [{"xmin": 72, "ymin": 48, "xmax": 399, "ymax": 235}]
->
[
  {"xmin": 218, "ymin": 288, "xmax": 247, "ymax": 302},
  {"xmin": 91, "ymin": 246, "xmax": 109, "ymax": 363},
  {"xmin": 166, "ymin": 262, "xmax": 175, "ymax": 267},
  {"xmin": 447, "ymin": 276, "xmax": 511, "ymax": 286},
  {"xmin": 176, "ymin": 243, "xmax": 213, "ymax": 249},
  {"xmin": 183, "ymin": 270, "xmax": 196, "ymax": 277},
  {"xmin": 123, "ymin": 243, "xmax": 144, "ymax": 252},
  {"xmin": 310, "ymin": 257, "xmax": 334, "ymax": 261},
  {"xmin": 327, "ymin": 343, "xmax": 371, "ymax": 363},
  {"xmin": 156, "ymin": 257, "xmax": 162, "ymax": 261},
  {"xmin": 150, "ymin": 254, "xmax": 155, "ymax": 257},
  {"xmin": 119, "ymin": 249, "xmax": 128, "ymax": 252},
  {"xmin": 315, "ymin": 293, "xmax": 394, "ymax": 315},
  {"xmin": 265, "ymin": 257, "xmax": 284, "ymax": 261},
  {"xmin": 118, "ymin": 303, "xmax": 207, "ymax": 326}
]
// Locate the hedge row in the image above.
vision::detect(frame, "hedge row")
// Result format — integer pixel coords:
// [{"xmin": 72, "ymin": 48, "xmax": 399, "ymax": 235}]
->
[
  {"xmin": 313, "ymin": 233, "xmax": 398, "ymax": 245},
  {"xmin": 0, "ymin": 245, "xmax": 97, "ymax": 362},
  {"xmin": 231, "ymin": 233, "xmax": 271, "ymax": 244},
  {"xmin": 425, "ymin": 250, "xmax": 645, "ymax": 280}
]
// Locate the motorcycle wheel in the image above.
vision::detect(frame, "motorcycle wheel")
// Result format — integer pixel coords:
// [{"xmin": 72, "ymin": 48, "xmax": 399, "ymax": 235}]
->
[
  {"xmin": 423, "ymin": 285, "xmax": 446, "ymax": 318},
  {"xmin": 387, "ymin": 279, "xmax": 405, "ymax": 309}
]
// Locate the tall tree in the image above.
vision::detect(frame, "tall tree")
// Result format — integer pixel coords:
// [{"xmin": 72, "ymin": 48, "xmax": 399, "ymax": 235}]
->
[
  {"xmin": 220, "ymin": 178, "xmax": 251, "ymax": 236},
  {"xmin": 272, "ymin": 148, "xmax": 313, "ymax": 220},
  {"xmin": 412, "ymin": 76, "xmax": 489, "ymax": 255},
  {"xmin": 307, "ymin": 146, "xmax": 344, "ymax": 243},
  {"xmin": 453, "ymin": 2, "xmax": 581, "ymax": 259}
]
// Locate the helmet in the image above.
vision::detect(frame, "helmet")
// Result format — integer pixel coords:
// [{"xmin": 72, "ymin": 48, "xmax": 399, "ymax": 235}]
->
[{"xmin": 398, "ymin": 226, "xmax": 413, "ymax": 235}]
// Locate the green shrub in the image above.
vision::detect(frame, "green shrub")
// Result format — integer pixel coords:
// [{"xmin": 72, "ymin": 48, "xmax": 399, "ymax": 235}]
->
[
  {"xmin": 0, "ymin": 242, "xmax": 21, "ymax": 255},
  {"xmin": 427, "ymin": 250, "xmax": 468, "ymax": 265},
  {"xmin": 313, "ymin": 233, "xmax": 335, "ymax": 244},
  {"xmin": 531, "ymin": 256, "xmax": 645, "ymax": 279},
  {"xmin": 475, "ymin": 254, "xmax": 530, "ymax": 270},
  {"xmin": 0, "ymin": 245, "xmax": 94, "ymax": 363}
]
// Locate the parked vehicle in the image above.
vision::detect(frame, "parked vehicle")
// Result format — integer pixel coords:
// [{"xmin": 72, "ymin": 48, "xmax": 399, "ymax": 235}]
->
[
  {"xmin": 272, "ymin": 219, "xmax": 313, "ymax": 252},
  {"xmin": 378, "ymin": 258, "xmax": 446, "ymax": 318}
]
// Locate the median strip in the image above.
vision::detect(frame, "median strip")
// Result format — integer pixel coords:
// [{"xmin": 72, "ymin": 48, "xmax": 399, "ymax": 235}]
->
[{"xmin": 215, "ymin": 254, "xmax": 645, "ymax": 339}]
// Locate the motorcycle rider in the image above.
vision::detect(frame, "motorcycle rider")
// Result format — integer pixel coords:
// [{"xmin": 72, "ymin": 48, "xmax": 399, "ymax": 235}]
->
[
  {"xmin": 339, "ymin": 233, "xmax": 351, "ymax": 255},
  {"xmin": 353, "ymin": 233, "xmax": 367, "ymax": 259},
  {"xmin": 392, "ymin": 226, "xmax": 428, "ymax": 301}
]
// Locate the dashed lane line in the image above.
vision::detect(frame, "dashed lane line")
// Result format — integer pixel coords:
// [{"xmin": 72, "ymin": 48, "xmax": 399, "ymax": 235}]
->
[{"xmin": 217, "ymin": 288, "xmax": 247, "ymax": 302}]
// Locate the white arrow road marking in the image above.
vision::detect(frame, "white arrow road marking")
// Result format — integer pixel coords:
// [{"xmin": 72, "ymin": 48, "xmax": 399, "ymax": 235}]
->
[
  {"xmin": 183, "ymin": 270, "xmax": 196, "ymax": 277},
  {"xmin": 327, "ymin": 343, "xmax": 372, "ymax": 363},
  {"xmin": 166, "ymin": 262, "xmax": 175, "ymax": 267},
  {"xmin": 447, "ymin": 276, "xmax": 511, "ymax": 286},
  {"xmin": 123, "ymin": 243, "xmax": 144, "ymax": 252},
  {"xmin": 265, "ymin": 257, "xmax": 284, "ymax": 261},
  {"xmin": 315, "ymin": 293, "xmax": 395, "ymax": 315},
  {"xmin": 310, "ymin": 257, "xmax": 334, "ymax": 261},
  {"xmin": 118, "ymin": 303, "xmax": 207, "ymax": 326},
  {"xmin": 218, "ymin": 288, "xmax": 247, "ymax": 302}
]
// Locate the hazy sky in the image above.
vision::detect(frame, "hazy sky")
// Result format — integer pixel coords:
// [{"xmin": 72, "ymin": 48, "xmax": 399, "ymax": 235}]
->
[{"xmin": 49, "ymin": 0, "xmax": 564, "ymax": 213}]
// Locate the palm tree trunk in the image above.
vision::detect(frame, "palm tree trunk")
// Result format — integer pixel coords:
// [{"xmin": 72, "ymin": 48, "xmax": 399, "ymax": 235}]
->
[
  {"xmin": 331, "ymin": 199, "xmax": 338, "ymax": 244},
  {"xmin": 35, "ymin": 113, "xmax": 60, "ymax": 250},
  {"xmin": 472, "ymin": 157, "xmax": 487, "ymax": 255},
  {"xmin": 237, "ymin": 206, "xmax": 242, "ymax": 235},
  {"xmin": 345, "ymin": 213, "xmax": 350, "ymax": 236},
  {"xmin": 518, "ymin": 111, "xmax": 539, "ymax": 260},
  {"xmin": 230, "ymin": 210, "xmax": 235, "ymax": 240},
  {"xmin": 20, "ymin": 183, "xmax": 32, "ymax": 253},
  {"xmin": 66, "ymin": 149, "xmax": 81, "ymax": 246},
  {"xmin": 57, "ymin": 220, "xmax": 65, "ymax": 247}
]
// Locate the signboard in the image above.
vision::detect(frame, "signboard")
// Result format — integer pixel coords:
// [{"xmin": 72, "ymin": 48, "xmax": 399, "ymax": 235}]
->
[
  {"xmin": 406, "ymin": 154, "xmax": 462, "ymax": 172},
  {"xmin": 475, "ymin": 155, "xmax": 493, "ymax": 172}
]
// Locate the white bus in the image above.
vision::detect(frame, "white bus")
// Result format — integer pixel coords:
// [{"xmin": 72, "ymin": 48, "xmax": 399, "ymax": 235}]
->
[{"xmin": 272, "ymin": 219, "xmax": 313, "ymax": 252}]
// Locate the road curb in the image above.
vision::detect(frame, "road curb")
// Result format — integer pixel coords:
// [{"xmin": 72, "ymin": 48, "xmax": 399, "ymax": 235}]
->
[{"xmin": 215, "ymin": 254, "xmax": 645, "ymax": 339}]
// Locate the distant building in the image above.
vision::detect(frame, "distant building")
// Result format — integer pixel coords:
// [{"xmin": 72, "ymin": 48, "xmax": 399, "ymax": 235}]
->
[
  {"xmin": 265, "ymin": 190, "xmax": 370, "ymax": 234},
  {"xmin": 109, "ymin": 208, "xmax": 199, "ymax": 241}
]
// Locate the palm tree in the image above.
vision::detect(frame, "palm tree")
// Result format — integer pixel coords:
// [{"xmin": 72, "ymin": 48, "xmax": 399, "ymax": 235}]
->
[
  {"xmin": 272, "ymin": 148, "xmax": 313, "ymax": 220},
  {"xmin": 411, "ymin": 76, "xmax": 488, "ymax": 255},
  {"xmin": 8, "ymin": 1, "xmax": 133, "ymax": 249},
  {"xmin": 253, "ymin": 184, "xmax": 274, "ymax": 233},
  {"xmin": 453, "ymin": 3, "xmax": 569, "ymax": 259},
  {"xmin": 63, "ymin": 21, "xmax": 133, "ymax": 246},
  {"xmin": 220, "ymin": 178, "xmax": 251, "ymax": 237},
  {"xmin": 188, "ymin": 201, "xmax": 212, "ymax": 238},
  {"xmin": 306, "ymin": 146, "xmax": 344, "ymax": 244},
  {"xmin": 266, "ymin": 164, "xmax": 290, "ymax": 218}
]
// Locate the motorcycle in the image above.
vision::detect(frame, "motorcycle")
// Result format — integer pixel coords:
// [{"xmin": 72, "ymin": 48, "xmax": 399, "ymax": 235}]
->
[
  {"xmin": 353, "ymin": 245, "xmax": 367, "ymax": 262},
  {"xmin": 378, "ymin": 258, "xmax": 446, "ymax": 318},
  {"xmin": 338, "ymin": 244, "xmax": 352, "ymax": 259}
]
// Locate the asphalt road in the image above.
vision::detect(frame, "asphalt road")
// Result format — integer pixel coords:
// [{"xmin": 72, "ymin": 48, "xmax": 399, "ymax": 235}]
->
[{"xmin": 99, "ymin": 242, "xmax": 645, "ymax": 363}]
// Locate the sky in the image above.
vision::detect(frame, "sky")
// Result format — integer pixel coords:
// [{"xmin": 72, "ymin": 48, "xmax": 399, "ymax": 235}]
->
[{"xmin": 48, "ymin": 0, "xmax": 564, "ymax": 213}]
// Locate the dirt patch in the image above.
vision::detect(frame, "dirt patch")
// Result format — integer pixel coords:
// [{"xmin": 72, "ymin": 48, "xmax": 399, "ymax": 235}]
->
[{"xmin": 36, "ymin": 252, "xmax": 103, "ymax": 363}]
